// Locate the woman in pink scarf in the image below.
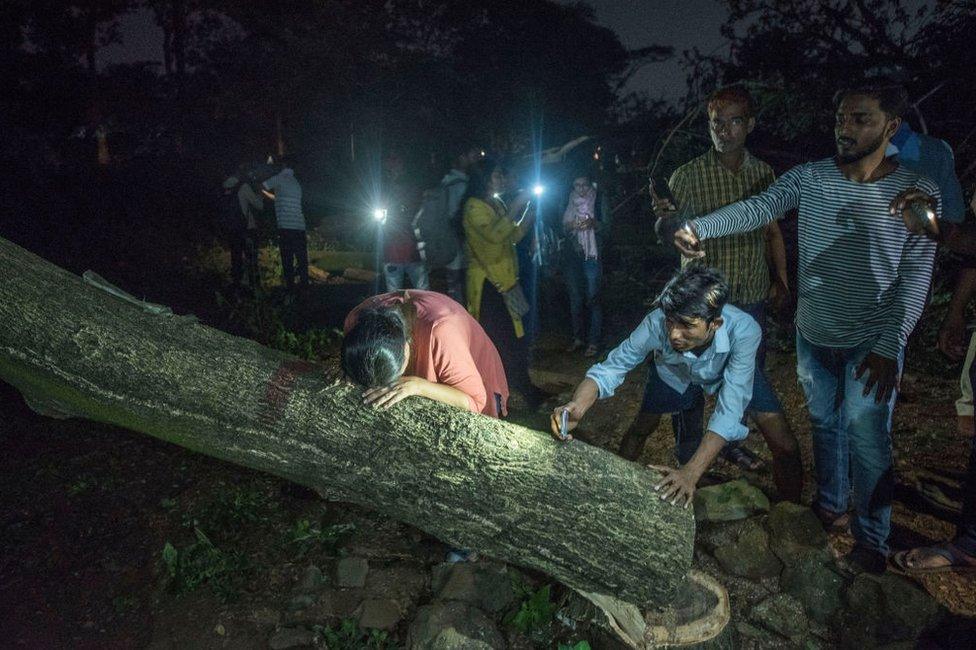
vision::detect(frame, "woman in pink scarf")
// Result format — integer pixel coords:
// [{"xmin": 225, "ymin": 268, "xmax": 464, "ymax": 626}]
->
[{"xmin": 561, "ymin": 174, "xmax": 604, "ymax": 357}]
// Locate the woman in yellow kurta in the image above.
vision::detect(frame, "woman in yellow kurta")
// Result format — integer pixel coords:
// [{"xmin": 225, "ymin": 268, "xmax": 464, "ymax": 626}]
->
[{"xmin": 461, "ymin": 160, "xmax": 547, "ymax": 407}]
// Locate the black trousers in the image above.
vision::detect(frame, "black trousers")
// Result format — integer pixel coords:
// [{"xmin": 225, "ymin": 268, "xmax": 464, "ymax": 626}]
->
[
  {"xmin": 229, "ymin": 230, "xmax": 260, "ymax": 287},
  {"xmin": 479, "ymin": 281, "xmax": 533, "ymax": 397},
  {"xmin": 278, "ymin": 229, "xmax": 308, "ymax": 288}
]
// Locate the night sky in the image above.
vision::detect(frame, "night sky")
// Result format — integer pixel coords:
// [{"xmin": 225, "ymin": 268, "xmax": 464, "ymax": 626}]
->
[
  {"xmin": 569, "ymin": 0, "xmax": 730, "ymax": 99},
  {"xmin": 98, "ymin": 1, "xmax": 732, "ymax": 101}
]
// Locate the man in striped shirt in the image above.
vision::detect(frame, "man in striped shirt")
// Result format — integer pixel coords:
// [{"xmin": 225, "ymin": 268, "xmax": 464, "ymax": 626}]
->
[
  {"xmin": 641, "ymin": 87, "xmax": 801, "ymax": 504},
  {"xmin": 676, "ymin": 83, "xmax": 941, "ymax": 575}
]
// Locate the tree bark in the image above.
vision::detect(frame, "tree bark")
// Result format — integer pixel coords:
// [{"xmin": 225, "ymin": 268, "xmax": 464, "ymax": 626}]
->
[{"xmin": 0, "ymin": 237, "xmax": 695, "ymax": 608}]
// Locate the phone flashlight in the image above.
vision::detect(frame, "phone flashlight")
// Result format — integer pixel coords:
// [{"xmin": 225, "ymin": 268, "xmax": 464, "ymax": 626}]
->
[{"xmin": 559, "ymin": 409, "xmax": 570, "ymax": 440}]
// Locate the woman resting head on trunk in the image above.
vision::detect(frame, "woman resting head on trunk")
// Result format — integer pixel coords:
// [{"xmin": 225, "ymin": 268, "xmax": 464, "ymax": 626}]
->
[{"xmin": 341, "ymin": 290, "xmax": 509, "ymax": 417}]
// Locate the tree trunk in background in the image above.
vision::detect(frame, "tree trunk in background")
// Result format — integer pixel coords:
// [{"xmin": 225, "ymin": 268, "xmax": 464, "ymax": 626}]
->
[
  {"xmin": 276, "ymin": 109, "xmax": 285, "ymax": 157},
  {"xmin": 0, "ymin": 237, "xmax": 695, "ymax": 608},
  {"xmin": 171, "ymin": 0, "xmax": 186, "ymax": 80}
]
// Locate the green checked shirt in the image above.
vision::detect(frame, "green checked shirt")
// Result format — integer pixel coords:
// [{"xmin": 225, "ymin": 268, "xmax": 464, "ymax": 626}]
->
[{"xmin": 669, "ymin": 148, "xmax": 776, "ymax": 304}]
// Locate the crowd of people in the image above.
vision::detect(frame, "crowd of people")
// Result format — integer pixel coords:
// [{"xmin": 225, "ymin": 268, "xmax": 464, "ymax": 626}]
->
[{"xmin": 224, "ymin": 79, "xmax": 973, "ymax": 578}]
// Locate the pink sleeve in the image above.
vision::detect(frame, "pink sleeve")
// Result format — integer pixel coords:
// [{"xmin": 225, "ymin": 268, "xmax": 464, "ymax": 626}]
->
[
  {"xmin": 429, "ymin": 321, "xmax": 486, "ymax": 414},
  {"xmin": 343, "ymin": 307, "xmax": 359, "ymax": 334}
]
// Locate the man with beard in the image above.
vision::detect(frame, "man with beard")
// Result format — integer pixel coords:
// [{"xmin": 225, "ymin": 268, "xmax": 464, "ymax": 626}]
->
[{"xmin": 675, "ymin": 82, "xmax": 941, "ymax": 575}]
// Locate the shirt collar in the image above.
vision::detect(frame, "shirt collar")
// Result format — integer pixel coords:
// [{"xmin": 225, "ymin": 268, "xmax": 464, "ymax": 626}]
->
[{"xmin": 704, "ymin": 147, "xmax": 757, "ymax": 171}]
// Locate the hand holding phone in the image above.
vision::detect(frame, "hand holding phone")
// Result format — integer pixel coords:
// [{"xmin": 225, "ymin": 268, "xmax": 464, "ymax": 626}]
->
[
  {"xmin": 550, "ymin": 403, "xmax": 579, "ymax": 442},
  {"xmin": 649, "ymin": 179, "xmax": 677, "ymax": 216}
]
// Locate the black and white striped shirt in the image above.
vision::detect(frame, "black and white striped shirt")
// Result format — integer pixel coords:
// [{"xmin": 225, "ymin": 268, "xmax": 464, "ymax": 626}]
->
[{"xmin": 692, "ymin": 158, "xmax": 939, "ymax": 358}]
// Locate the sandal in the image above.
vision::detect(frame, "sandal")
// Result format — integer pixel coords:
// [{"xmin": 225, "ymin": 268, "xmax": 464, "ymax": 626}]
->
[
  {"xmin": 720, "ymin": 444, "xmax": 764, "ymax": 471},
  {"xmin": 890, "ymin": 543, "xmax": 976, "ymax": 575}
]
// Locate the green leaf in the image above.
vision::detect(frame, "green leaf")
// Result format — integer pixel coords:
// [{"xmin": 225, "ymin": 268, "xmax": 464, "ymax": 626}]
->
[{"xmin": 162, "ymin": 542, "xmax": 178, "ymax": 577}]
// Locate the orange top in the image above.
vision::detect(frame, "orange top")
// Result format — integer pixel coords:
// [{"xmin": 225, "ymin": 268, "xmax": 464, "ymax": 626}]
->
[{"xmin": 344, "ymin": 290, "xmax": 509, "ymax": 417}]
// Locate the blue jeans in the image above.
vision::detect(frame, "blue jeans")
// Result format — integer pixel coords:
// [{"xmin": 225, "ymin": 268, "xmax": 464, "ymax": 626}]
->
[
  {"xmin": 956, "ymin": 359, "xmax": 976, "ymax": 556},
  {"xmin": 384, "ymin": 262, "xmax": 429, "ymax": 292},
  {"xmin": 796, "ymin": 333, "xmax": 902, "ymax": 554},
  {"xmin": 563, "ymin": 254, "xmax": 603, "ymax": 347}
]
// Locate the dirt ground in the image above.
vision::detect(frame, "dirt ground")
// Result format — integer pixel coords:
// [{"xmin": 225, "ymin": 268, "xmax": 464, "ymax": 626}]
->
[{"xmin": 2, "ymin": 292, "xmax": 976, "ymax": 647}]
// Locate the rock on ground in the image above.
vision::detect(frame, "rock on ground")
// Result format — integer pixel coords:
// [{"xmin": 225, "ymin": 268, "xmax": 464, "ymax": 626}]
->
[
  {"xmin": 407, "ymin": 601, "xmax": 506, "ymax": 650},
  {"xmin": 694, "ymin": 479, "xmax": 770, "ymax": 523},
  {"xmin": 838, "ymin": 572, "xmax": 943, "ymax": 646},
  {"xmin": 336, "ymin": 557, "xmax": 369, "ymax": 588},
  {"xmin": 431, "ymin": 562, "xmax": 518, "ymax": 613},
  {"xmin": 779, "ymin": 552, "xmax": 844, "ymax": 624},
  {"xmin": 748, "ymin": 593, "xmax": 808, "ymax": 639},
  {"xmin": 711, "ymin": 518, "xmax": 782, "ymax": 579},
  {"xmin": 268, "ymin": 626, "xmax": 316, "ymax": 650}
]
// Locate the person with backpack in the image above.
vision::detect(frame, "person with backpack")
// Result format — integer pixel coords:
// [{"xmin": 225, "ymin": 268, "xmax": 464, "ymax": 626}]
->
[{"xmin": 413, "ymin": 145, "xmax": 482, "ymax": 303}]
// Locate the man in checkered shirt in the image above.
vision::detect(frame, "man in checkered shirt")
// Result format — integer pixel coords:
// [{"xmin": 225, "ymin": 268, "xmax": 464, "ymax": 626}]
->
[{"xmin": 625, "ymin": 86, "xmax": 802, "ymax": 503}]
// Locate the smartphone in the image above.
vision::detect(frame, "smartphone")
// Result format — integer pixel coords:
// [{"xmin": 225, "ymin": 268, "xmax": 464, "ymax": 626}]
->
[
  {"xmin": 650, "ymin": 178, "xmax": 677, "ymax": 206},
  {"xmin": 559, "ymin": 409, "xmax": 570, "ymax": 440}
]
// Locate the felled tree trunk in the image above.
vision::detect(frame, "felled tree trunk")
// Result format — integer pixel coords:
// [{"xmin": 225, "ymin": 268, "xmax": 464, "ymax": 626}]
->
[{"xmin": 0, "ymin": 237, "xmax": 694, "ymax": 608}]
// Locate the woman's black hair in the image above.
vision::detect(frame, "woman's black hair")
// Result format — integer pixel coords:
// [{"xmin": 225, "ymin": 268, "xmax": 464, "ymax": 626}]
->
[
  {"xmin": 458, "ymin": 158, "xmax": 496, "ymax": 207},
  {"xmin": 341, "ymin": 307, "xmax": 409, "ymax": 387},
  {"xmin": 452, "ymin": 157, "xmax": 498, "ymax": 238},
  {"xmin": 655, "ymin": 266, "xmax": 730, "ymax": 324}
]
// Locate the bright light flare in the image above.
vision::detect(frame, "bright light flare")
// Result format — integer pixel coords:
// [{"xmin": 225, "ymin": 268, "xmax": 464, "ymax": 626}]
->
[
  {"xmin": 532, "ymin": 184, "xmax": 545, "ymax": 197},
  {"xmin": 373, "ymin": 208, "xmax": 388, "ymax": 221}
]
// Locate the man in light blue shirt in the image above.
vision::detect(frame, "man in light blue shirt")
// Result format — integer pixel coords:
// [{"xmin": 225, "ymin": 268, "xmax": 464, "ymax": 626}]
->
[{"xmin": 551, "ymin": 267, "xmax": 760, "ymax": 507}]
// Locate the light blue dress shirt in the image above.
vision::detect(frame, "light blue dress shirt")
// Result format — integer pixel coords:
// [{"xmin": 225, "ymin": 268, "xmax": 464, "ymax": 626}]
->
[{"xmin": 585, "ymin": 305, "xmax": 760, "ymax": 442}]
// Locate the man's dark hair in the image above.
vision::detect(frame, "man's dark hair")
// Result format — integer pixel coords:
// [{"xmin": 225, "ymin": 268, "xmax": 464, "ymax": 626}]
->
[
  {"xmin": 341, "ymin": 308, "xmax": 409, "ymax": 388},
  {"xmin": 706, "ymin": 86, "xmax": 756, "ymax": 118},
  {"xmin": 656, "ymin": 267, "xmax": 730, "ymax": 324},
  {"xmin": 833, "ymin": 82, "xmax": 909, "ymax": 120}
]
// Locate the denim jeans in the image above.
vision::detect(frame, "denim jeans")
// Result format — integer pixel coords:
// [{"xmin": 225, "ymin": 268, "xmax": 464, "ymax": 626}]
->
[
  {"xmin": 384, "ymin": 262, "xmax": 430, "ymax": 292},
  {"xmin": 563, "ymin": 254, "xmax": 602, "ymax": 347},
  {"xmin": 956, "ymin": 357, "xmax": 976, "ymax": 556},
  {"xmin": 796, "ymin": 333, "xmax": 902, "ymax": 554}
]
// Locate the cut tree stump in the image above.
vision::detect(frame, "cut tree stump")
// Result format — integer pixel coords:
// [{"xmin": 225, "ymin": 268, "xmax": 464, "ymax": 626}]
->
[{"xmin": 0, "ymin": 236, "xmax": 694, "ymax": 608}]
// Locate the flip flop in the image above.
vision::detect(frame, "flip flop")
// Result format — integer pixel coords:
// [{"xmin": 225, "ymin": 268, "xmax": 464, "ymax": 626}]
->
[
  {"xmin": 890, "ymin": 543, "xmax": 976, "ymax": 575},
  {"xmin": 720, "ymin": 444, "xmax": 764, "ymax": 471}
]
